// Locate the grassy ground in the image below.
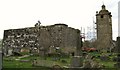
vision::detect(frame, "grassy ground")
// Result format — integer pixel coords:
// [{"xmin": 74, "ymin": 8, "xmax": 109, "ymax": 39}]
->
[
  {"xmin": 3, "ymin": 56, "xmax": 34, "ymax": 68},
  {"xmin": 91, "ymin": 52, "xmax": 117, "ymax": 67},
  {"xmin": 3, "ymin": 59, "xmax": 32, "ymax": 68},
  {"xmin": 3, "ymin": 55, "xmax": 71, "ymax": 68},
  {"xmin": 3, "ymin": 52, "xmax": 117, "ymax": 68}
]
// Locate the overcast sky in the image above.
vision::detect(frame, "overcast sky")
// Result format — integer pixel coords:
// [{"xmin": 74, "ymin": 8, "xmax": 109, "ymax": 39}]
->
[{"xmin": 0, "ymin": 0, "xmax": 119, "ymax": 40}]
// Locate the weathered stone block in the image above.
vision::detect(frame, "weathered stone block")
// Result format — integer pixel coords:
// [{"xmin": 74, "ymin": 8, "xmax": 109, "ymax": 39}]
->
[{"xmin": 70, "ymin": 56, "xmax": 83, "ymax": 67}]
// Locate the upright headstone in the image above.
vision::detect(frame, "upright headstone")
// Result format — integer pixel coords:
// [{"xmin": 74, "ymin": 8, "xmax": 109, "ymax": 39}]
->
[
  {"xmin": 0, "ymin": 51, "xmax": 2, "ymax": 70},
  {"xmin": 70, "ymin": 56, "xmax": 83, "ymax": 68},
  {"xmin": 117, "ymin": 37, "xmax": 120, "ymax": 53},
  {"xmin": 8, "ymin": 49, "xmax": 13, "ymax": 56},
  {"xmin": 115, "ymin": 37, "xmax": 120, "ymax": 68}
]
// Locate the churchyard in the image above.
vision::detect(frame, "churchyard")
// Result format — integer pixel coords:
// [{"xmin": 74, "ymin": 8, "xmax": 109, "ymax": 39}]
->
[{"xmin": 3, "ymin": 51, "xmax": 118, "ymax": 68}]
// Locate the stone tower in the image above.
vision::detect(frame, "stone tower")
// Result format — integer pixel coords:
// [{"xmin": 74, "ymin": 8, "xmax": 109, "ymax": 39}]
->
[{"xmin": 96, "ymin": 5, "xmax": 112, "ymax": 52}]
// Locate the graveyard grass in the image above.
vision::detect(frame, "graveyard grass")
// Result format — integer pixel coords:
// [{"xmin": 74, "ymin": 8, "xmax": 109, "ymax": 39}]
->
[
  {"xmin": 3, "ymin": 55, "xmax": 71, "ymax": 68},
  {"xmin": 3, "ymin": 56, "xmax": 35, "ymax": 68},
  {"xmin": 3, "ymin": 52, "xmax": 117, "ymax": 68}
]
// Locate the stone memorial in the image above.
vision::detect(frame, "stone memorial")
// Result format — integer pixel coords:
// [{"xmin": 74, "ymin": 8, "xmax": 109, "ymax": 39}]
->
[
  {"xmin": 70, "ymin": 35, "xmax": 83, "ymax": 68},
  {"xmin": 70, "ymin": 56, "xmax": 83, "ymax": 68},
  {"xmin": 0, "ymin": 51, "xmax": 2, "ymax": 70},
  {"xmin": 114, "ymin": 37, "xmax": 120, "ymax": 68},
  {"xmin": 100, "ymin": 55, "xmax": 110, "ymax": 61}
]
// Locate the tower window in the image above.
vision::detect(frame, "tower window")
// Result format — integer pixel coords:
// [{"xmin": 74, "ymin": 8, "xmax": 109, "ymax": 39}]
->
[{"xmin": 101, "ymin": 15, "xmax": 104, "ymax": 18}]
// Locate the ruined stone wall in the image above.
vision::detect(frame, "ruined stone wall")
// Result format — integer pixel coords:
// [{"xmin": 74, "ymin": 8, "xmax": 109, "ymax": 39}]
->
[
  {"xmin": 2, "ymin": 27, "xmax": 38, "ymax": 55},
  {"xmin": 2, "ymin": 24, "xmax": 81, "ymax": 55}
]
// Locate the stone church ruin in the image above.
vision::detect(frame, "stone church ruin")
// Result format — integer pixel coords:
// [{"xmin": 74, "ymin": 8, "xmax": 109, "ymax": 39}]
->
[{"xmin": 2, "ymin": 23, "xmax": 81, "ymax": 56}]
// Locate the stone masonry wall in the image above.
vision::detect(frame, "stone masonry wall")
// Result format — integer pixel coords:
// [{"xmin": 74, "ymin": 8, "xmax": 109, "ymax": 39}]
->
[{"xmin": 2, "ymin": 24, "xmax": 81, "ymax": 56}]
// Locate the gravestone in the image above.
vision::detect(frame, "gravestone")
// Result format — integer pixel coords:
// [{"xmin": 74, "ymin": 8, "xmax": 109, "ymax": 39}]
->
[
  {"xmin": 117, "ymin": 37, "xmax": 120, "ymax": 52},
  {"xmin": 100, "ymin": 55, "xmax": 110, "ymax": 61},
  {"xmin": 114, "ymin": 37, "xmax": 120, "ymax": 68},
  {"xmin": 0, "ymin": 51, "xmax": 2, "ymax": 70},
  {"xmin": 8, "ymin": 49, "xmax": 13, "ymax": 56},
  {"xmin": 20, "ymin": 60, "xmax": 30, "ymax": 62},
  {"xmin": 70, "ymin": 56, "xmax": 83, "ymax": 67},
  {"xmin": 13, "ymin": 52, "xmax": 22, "ymax": 56}
]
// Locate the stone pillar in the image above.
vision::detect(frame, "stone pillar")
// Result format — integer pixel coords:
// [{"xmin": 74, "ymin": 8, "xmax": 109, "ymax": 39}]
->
[
  {"xmin": 115, "ymin": 37, "xmax": 120, "ymax": 68},
  {"xmin": 75, "ymin": 30, "xmax": 82, "ymax": 56},
  {"xmin": 0, "ymin": 51, "xmax": 2, "ymax": 70},
  {"xmin": 117, "ymin": 37, "xmax": 120, "ymax": 53},
  {"xmin": 70, "ymin": 31, "xmax": 83, "ymax": 68}
]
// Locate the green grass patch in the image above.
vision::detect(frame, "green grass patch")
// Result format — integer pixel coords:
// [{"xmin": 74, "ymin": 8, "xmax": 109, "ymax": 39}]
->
[
  {"xmin": 3, "ymin": 55, "xmax": 71, "ymax": 68},
  {"xmin": 3, "ymin": 52, "xmax": 118, "ymax": 68},
  {"xmin": 3, "ymin": 59, "xmax": 32, "ymax": 68}
]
